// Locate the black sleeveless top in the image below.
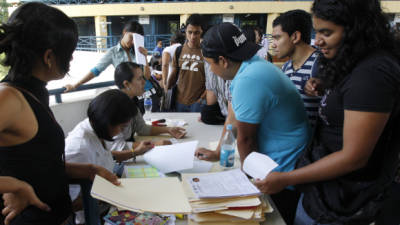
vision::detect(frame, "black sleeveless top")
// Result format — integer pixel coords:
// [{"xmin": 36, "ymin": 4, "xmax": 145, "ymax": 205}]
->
[{"xmin": 0, "ymin": 76, "xmax": 71, "ymax": 225}]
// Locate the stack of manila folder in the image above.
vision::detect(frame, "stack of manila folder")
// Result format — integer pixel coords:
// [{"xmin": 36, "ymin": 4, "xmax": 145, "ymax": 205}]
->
[{"xmin": 182, "ymin": 170, "xmax": 274, "ymax": 225}]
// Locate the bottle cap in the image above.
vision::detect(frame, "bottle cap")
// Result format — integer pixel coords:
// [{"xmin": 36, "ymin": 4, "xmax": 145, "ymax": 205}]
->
[{"xmin": 226, "ymin": 124, "xmax": 232, "ymax": 130}]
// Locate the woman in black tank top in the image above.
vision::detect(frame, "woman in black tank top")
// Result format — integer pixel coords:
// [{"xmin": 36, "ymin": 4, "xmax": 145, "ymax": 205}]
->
[{"xmin": 0, "ymin": 3, "xmax": 120, "ymax": 225}]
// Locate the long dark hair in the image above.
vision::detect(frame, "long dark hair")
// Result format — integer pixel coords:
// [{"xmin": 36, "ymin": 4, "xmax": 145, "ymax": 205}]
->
[
  {"xmin": 0, "ymin": 2, "xmax": 78, "ymax": 82},
  {"xmin": 312, "ymin": 0, "xmax": 400, "ymax": 88}
]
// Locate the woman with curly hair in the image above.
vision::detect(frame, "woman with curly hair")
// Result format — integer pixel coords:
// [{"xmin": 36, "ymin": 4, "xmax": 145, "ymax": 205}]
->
[{"xmin": 254, "ymin": 0, "xmax": 400, "ymax": 224}]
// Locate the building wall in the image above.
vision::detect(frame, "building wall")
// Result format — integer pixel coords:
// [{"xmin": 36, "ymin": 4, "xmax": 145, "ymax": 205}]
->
[{"xmin": 50, "ymin": 1, "xmax": 400, "ymax": 35}]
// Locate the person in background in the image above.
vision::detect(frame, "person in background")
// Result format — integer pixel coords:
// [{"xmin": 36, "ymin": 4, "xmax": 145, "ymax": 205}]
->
[
  {"xmin": 271, "ymin": 9, "xmax": 321, "ymax": 127},
  {"xmin": 110, "ymin": 62, "xmax": 186, "ymax": 152},
  {"xmin": 161, "ymin": 32, "xmax": 185, "ymax": 111},
  {"xmin": 199, "ymin": 22, "xmax": 311, "ymax": 225},
  {"xmin": 255, "ymin": 0, "xmax": 400, "ymax": 224},
  {"xmin": 65, "ymin": 89, "xmax": 153, "ymax": 224},
  {"xmin": 0, "ymin": 3, "xmax": 119, "ymax": 225},
  {"xmin": 199, "ymin": 62, "xmax": 230, "ymax": 125},
  {"xmin": 241, "ymin": 25, "xmax": 269, "ymax": 60},
  {"xmin": 149, "ymin": 52, "xmax": 162, "ymax": 81},
  {"xmin": 167, "ymin": 14, "xmax": 207, "ymax": 112},
  {"xmin": 161, "ymin": 31, "xmax": 185, "ymax": 90},
  {"xmin": 153, "ymin": 40, "xmax": 163, "ymax": 56},
  {"xmin": 64, "ymin": 20, "xmax": 150, "ymax": 92},
  {"xmin": 255, "ymin": 26, "xmax": 272, "ymax": 62}
]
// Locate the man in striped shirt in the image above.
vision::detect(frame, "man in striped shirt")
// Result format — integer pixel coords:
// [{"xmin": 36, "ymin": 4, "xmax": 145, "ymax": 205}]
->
[{"xmin": 271, "ymin": 10, "xmax": 321, "ymax": 126}]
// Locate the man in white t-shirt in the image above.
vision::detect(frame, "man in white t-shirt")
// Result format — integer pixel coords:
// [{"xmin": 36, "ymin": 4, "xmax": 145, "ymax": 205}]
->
[
  {"xmin": 161, "ymin": 32, "xmax": 185, "ymax": 111},
  {"xmin": 161, "ymin": 32, "xmax": 185, "ymax": 89}
]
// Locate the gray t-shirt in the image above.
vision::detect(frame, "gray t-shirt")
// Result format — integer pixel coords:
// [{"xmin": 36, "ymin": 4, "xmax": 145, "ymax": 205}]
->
[{"xmin": 205, "ymin": 62, "xmax": 231, "ymax": 116}]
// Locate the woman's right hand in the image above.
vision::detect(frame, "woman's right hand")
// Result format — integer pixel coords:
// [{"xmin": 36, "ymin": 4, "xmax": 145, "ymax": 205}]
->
[
  {"xmin": 305, "ymin": 77, "xmax": 323, "ymax": 96},
  {"xmin": 195, "ymin": 148, "xmax": 219, "ymax": 162},
  {"xmin": 63, "ymin": 84, "xmax": 76, "ymax": 93},
  {"xmin": 2, "ymin": 180, "xmax": 51, "ymax": 225},
  {"xmin": 134, "ymin": 141, "xmax": 154, "ymax": 156}
]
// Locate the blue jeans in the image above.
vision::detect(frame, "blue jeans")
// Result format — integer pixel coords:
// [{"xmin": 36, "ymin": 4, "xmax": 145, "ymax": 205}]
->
[
  {"xmin": 175, "ymin": 101, "xmax": 204, "ymax": 112},
  {"xmin": 294, "ymin": 194, "xmax": 330, "ymax": 225},
  {"xmin": 113, "ymin": 162, "xmax": 125, "ymax": 177},
  {"xmin": 80, "ymin": 180, "xmax": 101, "ymax": 225}
]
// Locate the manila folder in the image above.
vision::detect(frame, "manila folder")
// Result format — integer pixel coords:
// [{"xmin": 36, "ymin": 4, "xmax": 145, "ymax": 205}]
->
[{"xmin": 91, "ymin": 175, "xmax": 192, "ymax": 214}]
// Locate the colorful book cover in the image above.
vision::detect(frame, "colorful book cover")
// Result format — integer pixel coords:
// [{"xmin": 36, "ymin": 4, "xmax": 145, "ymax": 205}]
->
[
  {"xmin": 104, "ymin": 210, "xmax": 169, "ymax": 225},
  {"xmin": 124, "ymin": 165, "xmax": 162, "ymax": 178}
]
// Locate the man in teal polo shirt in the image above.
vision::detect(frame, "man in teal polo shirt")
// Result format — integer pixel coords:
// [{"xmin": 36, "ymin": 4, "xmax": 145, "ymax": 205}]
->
[{"xmin": 200, "ymin": 22, "xmax": 311, "ymax": 225}]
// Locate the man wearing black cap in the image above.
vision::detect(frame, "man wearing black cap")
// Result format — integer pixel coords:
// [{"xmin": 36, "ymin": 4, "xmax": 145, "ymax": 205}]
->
[{"xmin": 199, "ymin": 22, "xmax": 311, "ymax": 225}]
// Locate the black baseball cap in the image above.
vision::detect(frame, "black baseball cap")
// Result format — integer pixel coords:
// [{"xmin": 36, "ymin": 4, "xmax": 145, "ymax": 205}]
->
[{"xmin": 201, "ymin": 22, "xmax": 261, "ymax": 61}]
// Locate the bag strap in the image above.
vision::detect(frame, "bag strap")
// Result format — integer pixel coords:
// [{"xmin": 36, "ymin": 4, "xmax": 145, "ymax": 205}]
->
[{"xmin": 174, "ymin": 45, "xmax": 183, "ymax": 81}]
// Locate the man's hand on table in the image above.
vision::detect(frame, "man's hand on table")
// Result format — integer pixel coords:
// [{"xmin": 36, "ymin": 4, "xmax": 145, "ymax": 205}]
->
[{"xmin": 195, "ymin": 148, "xmax": 219, "ymax": 161}]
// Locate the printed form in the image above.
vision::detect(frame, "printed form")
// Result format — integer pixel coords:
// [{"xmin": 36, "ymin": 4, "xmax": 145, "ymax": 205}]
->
[{"xmin": 186, "ymin": 169, "xmax": 261, "ymax": 199}]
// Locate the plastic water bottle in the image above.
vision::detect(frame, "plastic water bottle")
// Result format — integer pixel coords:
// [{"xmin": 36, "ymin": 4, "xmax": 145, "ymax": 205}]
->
[
  {"xmin": 220, "ymin": 124, "xmax": 235, "ymax": 169},
  {"xmin": 143, "ymin": 95, "xmax": 152, "ymax": 121},
  {"xmin": 144, "ymin": 96, "xmax": 152, "ymax": 113}
]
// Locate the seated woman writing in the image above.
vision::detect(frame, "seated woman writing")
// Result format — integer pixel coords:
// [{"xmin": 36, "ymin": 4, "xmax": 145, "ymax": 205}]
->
[
  {"xmin": 109, "ymin": 62, "xmax": 187, "ymax": 151},
  {"xmin": 65, "ymin": 89, "xmax": 154, "ymax": 224}
]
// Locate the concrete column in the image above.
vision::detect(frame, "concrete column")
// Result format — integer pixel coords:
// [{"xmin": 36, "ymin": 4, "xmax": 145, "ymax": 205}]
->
[
  {"xmin": 266, "ymin": 13, "xmax": 279, "ymax": 35},
  {"xmin": 180, "ymin": 14, "xmax": 190, "ymax": 27},
  {"xmin": 94, "ymin": 16, "xmax": 108, "ymax": 52}
]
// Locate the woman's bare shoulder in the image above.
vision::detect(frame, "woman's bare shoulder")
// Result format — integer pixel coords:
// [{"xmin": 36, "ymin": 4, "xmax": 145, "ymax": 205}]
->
[{"xmin": 0, "ymin": 85, "xmax": 25, "ymax": 113}]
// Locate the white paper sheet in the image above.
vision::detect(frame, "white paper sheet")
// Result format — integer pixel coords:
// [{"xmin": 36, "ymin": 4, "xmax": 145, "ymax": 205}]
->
[
  {"xmin": 243, "ymin": 152, "xmax": 278, "ymax": 179},
  {"xmin": 132, "ymin": 33, "xmax": 147, "ymax": 65},
  {"xmin": 143, "ymin": 141, "xmax": 198, "ymax": 173},
  {"xmin": 178, "ymin": 160, "xmax": 213, "ymax": 174},
  {"xmin": 166, "ymin": 119, "xmax": 187, "ymax": 127},
  {"xmin": 186, "ymin": 169, "xmax": 261, "ymax": 199}
]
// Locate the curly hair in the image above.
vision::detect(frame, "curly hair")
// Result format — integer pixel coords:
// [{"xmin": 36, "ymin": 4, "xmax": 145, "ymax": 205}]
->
[
  {"xmin": 0, "ymin": 2, "xmax": 78, "ymax": 82},
  {"xmin": 312, "ymin": 0, "xmax": 400, "ymax": 88}
]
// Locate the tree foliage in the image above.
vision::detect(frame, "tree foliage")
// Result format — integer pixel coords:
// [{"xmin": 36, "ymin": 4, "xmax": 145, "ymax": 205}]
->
[{"xmin": 0, "ymin": 0, "xmax": 9, "ymax": 81}]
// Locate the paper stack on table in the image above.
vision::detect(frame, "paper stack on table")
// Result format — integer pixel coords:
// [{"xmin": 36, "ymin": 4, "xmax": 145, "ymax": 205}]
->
[{"xmin": 182, "ymin": 169, "xmax": 273, "ymax": 225}]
